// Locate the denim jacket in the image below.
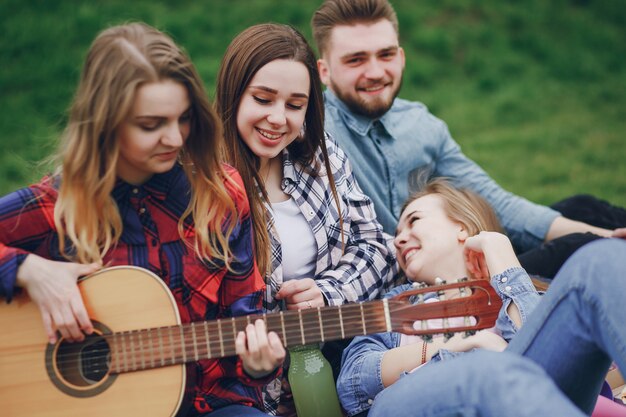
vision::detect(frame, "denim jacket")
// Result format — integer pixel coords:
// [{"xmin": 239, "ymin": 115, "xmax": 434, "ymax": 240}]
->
[
  {"xmin": 336, "ymin": 267, "xmax": 541, "ymax": 417},
  {"xmin": 323, "ymin": 90, "xmax": 560, "ymax": 252}
]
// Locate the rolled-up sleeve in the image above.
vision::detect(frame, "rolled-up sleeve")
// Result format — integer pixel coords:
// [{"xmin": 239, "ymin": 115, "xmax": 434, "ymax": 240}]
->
[{"xmin": 490, "ymin": 267, "xmax": 542, "ymax": 341}]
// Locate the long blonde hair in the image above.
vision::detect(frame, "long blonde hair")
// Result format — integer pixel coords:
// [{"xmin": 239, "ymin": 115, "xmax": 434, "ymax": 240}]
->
[
  {"xmin": 55, "ymin": 22, "xmax": 239, "ymax": 268},
  {"xmin": 402, "ymin": 178, "xmax": 504, "ymax": 236}
]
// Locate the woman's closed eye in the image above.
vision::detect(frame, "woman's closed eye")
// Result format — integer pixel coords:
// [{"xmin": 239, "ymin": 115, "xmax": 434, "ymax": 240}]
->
[
  {"xmin": 286, "ymin": 102, "xmax": 305, "ymax": 110},
  {"xmin": 253, "ymin": 96, "xmax": 271, "ymax": 105},
  {"xmin": 139, "ymin": 120, "xmax": 164, "ymax": 131},
  {"xmin": 408, "ymin": 215, "xmax": 421, "ymax": 224},
  {"xmin": 179, "ymin": 110, "xmax": 192, "ymax": 123}
]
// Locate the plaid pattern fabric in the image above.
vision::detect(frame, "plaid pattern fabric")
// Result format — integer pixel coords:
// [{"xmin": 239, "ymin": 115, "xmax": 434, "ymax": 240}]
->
[
  {"xmin": 262, "ymin": 134, "xmax": 398, "ymax": 414},
  {"xmin": 0, "ymin": 164, "xmax": 278, "ymax": 414}
]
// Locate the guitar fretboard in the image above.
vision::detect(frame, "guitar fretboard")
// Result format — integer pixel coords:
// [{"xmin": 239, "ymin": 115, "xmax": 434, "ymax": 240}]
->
[{"xmin": 106, "ymin": 300, "xmax": 390, "ymax": 374}]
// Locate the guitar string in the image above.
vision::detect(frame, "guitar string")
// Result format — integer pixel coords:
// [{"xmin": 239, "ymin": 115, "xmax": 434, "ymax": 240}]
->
[
  {"xmin": 41, "ymin": 288, "xmax": 487, "ymax": 375},
  {"xmin": 43, "ymin": 313, "xmax": 484, "ymax": 379},
  {"xmin": 46, "ymin": 307, "xmax": 387, "ymax": 366},
  {"xmin": 42, "ymin": 306, "xmax": 401, "ymax": 375}
]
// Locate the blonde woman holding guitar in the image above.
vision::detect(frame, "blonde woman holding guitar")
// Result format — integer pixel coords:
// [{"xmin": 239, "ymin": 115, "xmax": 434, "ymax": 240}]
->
[
  {"xmin": 0, "ymin": 23, "xmax": 285, "ymax": 417},
  {"xmin": 338, "ymin": 179, "xmax": 626, "ymax": 417}
]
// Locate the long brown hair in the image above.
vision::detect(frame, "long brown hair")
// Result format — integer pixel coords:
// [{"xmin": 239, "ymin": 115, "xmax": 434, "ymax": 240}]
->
[
  {"xmin": 55, "ymin": 22, "xmax": 239, "ymax": 268},
  {"xmin": 215, "ymin": 23, "xmax": 343, "ymax": 275}
]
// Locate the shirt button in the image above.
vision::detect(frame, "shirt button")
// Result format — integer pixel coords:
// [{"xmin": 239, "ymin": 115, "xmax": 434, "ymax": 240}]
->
[
  {"xmin": 367, "ymin": 399, "xmax": 374, "ymax": 405},
  {"xmin": 132, "ymin": 188, "xmax": 139, "ymax": 194},
  {"xmin": 151, "ymin": 239, "xmax": 158, "ymax": 247},
  {"xmin": 505, "ymin": 286, "xmax": 512, "ymax": 292},
  {"xmin": 139, "ymin": 207, "xmax": 146, "ymax": 214},
  {"xmin": 500, "ymin": 277, "xmax": 508, "ymax": 283}
]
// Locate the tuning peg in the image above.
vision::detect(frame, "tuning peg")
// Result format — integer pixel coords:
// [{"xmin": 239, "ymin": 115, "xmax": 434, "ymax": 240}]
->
[
  {"xmin": 420, "ymin": 334, "xmax": 433, "ymax": 343},
  {"xmin": 457, "ymin": 277, "xmax": 469, "ymax": 282},
  {"xmin": 463, "ymin": 330, "xmax": 477, "ymax": 338},
  {"xmin": 443, "ymin": 332, "xmax": 454, "ymax": 342},
  {"xmin": 434, "ymin": 277, "xmax": 445, "ymax": 285}
]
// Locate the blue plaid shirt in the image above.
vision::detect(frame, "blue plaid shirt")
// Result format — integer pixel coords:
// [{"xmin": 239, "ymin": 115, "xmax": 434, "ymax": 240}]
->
[
  {"xmin": 263, "ymin": 134, "xmax": 398, "ymax": 312},
  {"xmin": 262, "ymin": 134, "xmax": 399, "ymax": 415}
]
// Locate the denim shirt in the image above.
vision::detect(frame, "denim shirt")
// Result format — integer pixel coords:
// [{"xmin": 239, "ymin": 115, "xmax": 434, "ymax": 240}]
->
[
  {"xmin": 323, "ymin": 90, "xmax": 560, "ymax": 252},
  {"xmin": 336, "ymin": 268, "xmax": 541, "ymax": 417}
]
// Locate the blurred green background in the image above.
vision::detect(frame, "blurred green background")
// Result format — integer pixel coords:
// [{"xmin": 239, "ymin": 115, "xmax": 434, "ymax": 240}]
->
[{"xmin": 1, "ymin": 0, "xmax": 625, "ymax": 206}]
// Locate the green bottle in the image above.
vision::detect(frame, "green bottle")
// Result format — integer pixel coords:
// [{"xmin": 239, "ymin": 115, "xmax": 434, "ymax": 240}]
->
[{"xmin": 288, "ymin": 344, "xmax": 344, "ymax": 417}]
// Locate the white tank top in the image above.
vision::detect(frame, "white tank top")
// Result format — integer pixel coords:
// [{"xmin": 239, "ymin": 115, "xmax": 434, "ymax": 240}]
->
[{"xmin": 270, "ymin": 198, "xmax": 317, "ymax": 281}]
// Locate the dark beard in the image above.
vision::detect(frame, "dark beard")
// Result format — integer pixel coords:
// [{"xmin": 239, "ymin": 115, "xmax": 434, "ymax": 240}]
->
[{"xmin": 330, "ymin": 77, "xmax": 402, "ymax": 119}]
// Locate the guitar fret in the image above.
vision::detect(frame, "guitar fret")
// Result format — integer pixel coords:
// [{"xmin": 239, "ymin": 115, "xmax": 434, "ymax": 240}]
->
[
  {"xmin": 360, "ymin": 303, "xmax": 366, "ymax": 335},
  {"xmin": 191, "ymin": 323, "xmax": 199, "ymax": 361},
  {"xmin": 179, "ymin": 326, "xmax": 186, "ymax": 363},
  {"xmin": 157, "ymin": 327, "xmax": 165, "ymax": 367},
  {"xmin": 280, "ymin": 311, "xmax": 287, "ymax": 344},
  {"xmin": 218, "ymin": 320, "xmax": 225, "ymax": 357},
  {"xmin": 231, "ymin": 317, "xmax": 237, "ymax": 349},
  {"xmin": 203, "ymin": 322, "xmax": 211, "ymax": 359},
  {"xmin": 120, "ymin": 332, "xmax": 128, "ymax": 372},
  {"xmin": 137, "ymin": 330, "xmax": 145, "ymax": 369},
  {"xmin": 298, "ymin": 309, "xmax": 305, "ymax": 345},
  {"xmin": 382, "ymin": 299, "xmax": 391, "ymax": 332},
  {"xmin": 130, "ymin": 331, "xmax": 137, "ymax": 370},
  {"xmin": 168, "ymin": 327, "xmax": 175, "ymax": 365},
  {"xmin": 113, "ymin": 335, "xmax": 122, "ymax": 374},
  {"xmin": 317, "ymin": 307, "xmax": 324, "ymax": 342},
  {"xmin": 338, "ymin": 306, "xmax": 345, "ymax": 339},
  {"xmin": 147, "ymin": 329, "xmax": 155, "ymax": 368}
]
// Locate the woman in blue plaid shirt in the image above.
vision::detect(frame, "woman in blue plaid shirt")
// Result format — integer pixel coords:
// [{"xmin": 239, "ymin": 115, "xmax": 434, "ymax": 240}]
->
[{"xmin": 215, "ymin": 23, "xmax": 399, "ymax": 414}]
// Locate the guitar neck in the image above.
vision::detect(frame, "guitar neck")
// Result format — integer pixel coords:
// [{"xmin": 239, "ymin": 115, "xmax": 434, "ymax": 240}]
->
[{"xmin": 107, "ymin": 301, "xmax": 390, "ymax": 374}]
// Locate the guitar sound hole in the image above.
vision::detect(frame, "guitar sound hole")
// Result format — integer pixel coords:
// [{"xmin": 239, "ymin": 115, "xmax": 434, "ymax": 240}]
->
[{"xmin": 56, "ymin": 334, "xmax": 111, "ymax": 386}]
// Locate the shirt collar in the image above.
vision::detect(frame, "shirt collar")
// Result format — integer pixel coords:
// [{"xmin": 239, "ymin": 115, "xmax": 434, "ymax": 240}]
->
[
  {"xmin": 324, "ymin": 88, "xmax": 396, "ymax": 138},
  {"xmin": 112, "ymin": 164, "xmax": 182, "ymax": 202}
]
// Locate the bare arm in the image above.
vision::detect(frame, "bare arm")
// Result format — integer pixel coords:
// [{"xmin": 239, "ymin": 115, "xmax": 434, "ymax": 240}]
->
[
  {"xmin": 463, "ymin": 232, "xmax": 523, "ymax": 327},
  {"xmin": 546, "ymin": 216, "xmax": 613, "ymax": 240},
  {"xmin": 381, "ymin": 331, "xmax": 507, "ymax": 387}
]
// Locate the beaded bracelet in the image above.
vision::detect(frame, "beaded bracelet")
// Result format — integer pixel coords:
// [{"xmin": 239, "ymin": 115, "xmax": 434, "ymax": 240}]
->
[{"xmin": 421, "ymin": 341, "xmax": 428, "ymax": 365}]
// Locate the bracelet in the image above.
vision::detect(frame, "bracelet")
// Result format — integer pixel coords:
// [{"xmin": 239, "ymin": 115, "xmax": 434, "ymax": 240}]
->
[{"xmin": 421, "ymin": 341, "xmax": 428, "ymax": 365}]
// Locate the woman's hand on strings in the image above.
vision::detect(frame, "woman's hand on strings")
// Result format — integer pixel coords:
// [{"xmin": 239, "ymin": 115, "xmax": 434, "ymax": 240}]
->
[
  {"xmin": 236, "ymin": 319, "xmax": 286, "ymax": 379},
  {"xmin": 16, "ymin": 254, "xmax": 100, "ymax": 344}
]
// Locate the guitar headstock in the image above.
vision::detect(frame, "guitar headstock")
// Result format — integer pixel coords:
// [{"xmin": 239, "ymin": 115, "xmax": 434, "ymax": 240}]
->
[{"xmin": 387, "ymin": 279, "xmax": 502, "ymax": 340}]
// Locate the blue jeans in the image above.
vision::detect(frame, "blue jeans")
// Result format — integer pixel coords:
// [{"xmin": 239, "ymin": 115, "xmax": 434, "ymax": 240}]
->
[{"xmin": 369, "ymin": 239, "xmax": 626, "ymax": 417}]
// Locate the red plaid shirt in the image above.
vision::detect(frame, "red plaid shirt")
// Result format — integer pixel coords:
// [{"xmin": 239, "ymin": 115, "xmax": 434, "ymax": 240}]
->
[{"xmin": 0, "ymin": 164, "xmax": 279, "ymax": 414}]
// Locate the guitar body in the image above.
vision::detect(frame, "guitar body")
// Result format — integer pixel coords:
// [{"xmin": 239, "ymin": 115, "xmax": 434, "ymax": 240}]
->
[{"xmin": 0, "ymin": 266, "xmax": 186, "ymax": 417}]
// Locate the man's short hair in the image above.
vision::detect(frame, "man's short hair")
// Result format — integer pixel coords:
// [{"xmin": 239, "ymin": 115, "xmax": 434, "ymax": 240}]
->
[{"xmin": 311, "ymin": 0, "xmax": 399, "ymax": 57}]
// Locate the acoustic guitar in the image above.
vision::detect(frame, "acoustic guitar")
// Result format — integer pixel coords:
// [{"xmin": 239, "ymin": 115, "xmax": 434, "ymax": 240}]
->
[{"xmin": 0, "ymin": 266, "xmax": 501, "ymax": 416}]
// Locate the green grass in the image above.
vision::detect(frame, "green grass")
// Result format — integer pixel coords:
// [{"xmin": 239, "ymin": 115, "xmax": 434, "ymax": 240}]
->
[{"xmin": 1, "ymin": 0, "xmax": 625, "ymax": 208}]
